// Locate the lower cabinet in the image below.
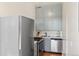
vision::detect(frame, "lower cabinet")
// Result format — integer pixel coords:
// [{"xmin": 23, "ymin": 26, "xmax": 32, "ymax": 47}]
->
[
  {"xmin": 51, "ymin": 39, "xmax": 62, "ymax": 53},
  {"xmin": 43, "ymin": 38, "xmax": 51, "ymax": 52},
  {"xmin": 51, "ymin": 40, "xmax": 58, "ymax": 52},
  {"xmin": 39, "ymin": 38, "xmax": 62, "ymax": 53},
  {"xmin": 39, "ymin": 39, "xmax": 45, "ymax": 51},
  {"xmin": 39, "ymin": 38, "xmax": 51, "ymax": 52}
]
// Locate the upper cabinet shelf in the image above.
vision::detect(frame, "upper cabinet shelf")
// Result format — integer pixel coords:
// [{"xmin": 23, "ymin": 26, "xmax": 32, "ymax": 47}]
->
[{"xmin": 35, "ymin": 3, "xmax": 62, "ymax": 31}]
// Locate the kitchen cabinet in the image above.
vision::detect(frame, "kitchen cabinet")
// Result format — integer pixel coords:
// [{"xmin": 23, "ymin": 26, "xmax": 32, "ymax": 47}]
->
[
  {"xmin": 35, "ymin": 3, "xmax": 62, "ymax": 31},
  {"xmin": 51, "ymin": 40, "xmax": 58, "ymax": 52},
  {"xmin": 39, "ymin": 37, "xmax": 62, "ymax": 53},
  {"xmin": 43, "ymin": 38, "xmax": 51, "ymax": 51},
  {"xmin": 51, "ymin": 39, "xmax": 62, "ymax": 53},
  {"xmin": 39, "ymin": 38, "xmax": 51, "ymax": 52}
]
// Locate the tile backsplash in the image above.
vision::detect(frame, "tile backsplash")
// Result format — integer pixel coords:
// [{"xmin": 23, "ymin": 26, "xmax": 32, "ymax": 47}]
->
[{"xmin": 33, "ymin": 31, "xmax": 62, "ymax": 38}]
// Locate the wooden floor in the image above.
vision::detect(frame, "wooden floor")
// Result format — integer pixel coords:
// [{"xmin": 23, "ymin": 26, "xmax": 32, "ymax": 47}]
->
[{"xmin": 39, "ymin": 51, "xmax": 62, "ymax": 56}]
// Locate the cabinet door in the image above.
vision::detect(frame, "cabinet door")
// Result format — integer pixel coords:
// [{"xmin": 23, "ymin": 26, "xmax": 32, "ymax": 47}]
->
[
  {"xmin": 51, "ymin": 40, "xmax": 58, "ymax": 52},
  {"xmin": 58, "ymin": 40, "xmax": 62, "ymax": 53},
  {"xmin": 39, "ymin": 39, "xmax": 45, "ymax": 51},
  {"xmin": 43, "ymin": 38, "xmax": 51, "ymax": 51}
]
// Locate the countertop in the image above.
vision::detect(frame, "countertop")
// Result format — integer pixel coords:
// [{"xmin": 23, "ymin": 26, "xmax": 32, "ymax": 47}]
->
[
  {"xmin": 34, "ymin": 37, "xmax": 42, "ymax": 41},
  {"xmin": 34, "ymin": 37, "xmax": 63, "ymax": 41}
]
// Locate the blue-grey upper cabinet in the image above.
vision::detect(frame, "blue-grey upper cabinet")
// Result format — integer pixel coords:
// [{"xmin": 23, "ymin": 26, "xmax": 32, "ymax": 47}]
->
[{"xmin": 35, "ymin": 3, "xmax": 62, "ymax": 31}]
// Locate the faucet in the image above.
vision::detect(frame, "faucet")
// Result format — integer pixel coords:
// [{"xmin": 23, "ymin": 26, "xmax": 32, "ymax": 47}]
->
[{"xmin": 44, "ymin": 32, "xmax": 47, "ymax": 37}]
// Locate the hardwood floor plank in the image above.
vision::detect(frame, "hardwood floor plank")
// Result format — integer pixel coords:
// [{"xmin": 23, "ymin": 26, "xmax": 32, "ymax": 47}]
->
[{"xmin": 39, "ymin": 51, "xmax": 62, "ymax": 56}]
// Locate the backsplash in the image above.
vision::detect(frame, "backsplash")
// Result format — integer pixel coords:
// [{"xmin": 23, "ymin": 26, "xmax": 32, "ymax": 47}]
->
[{"xmin": 33, "ymin": 31, "xmax": 62, "ymax": 38}]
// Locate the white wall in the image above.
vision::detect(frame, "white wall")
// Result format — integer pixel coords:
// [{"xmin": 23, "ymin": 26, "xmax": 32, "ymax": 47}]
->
[
  {"xmin": 0, "ymin": 2, "xmax": 35, "ymax": 19},
  {"xmin": 62, "ymin": 2, "xmax": 79, "ymax": 56}
]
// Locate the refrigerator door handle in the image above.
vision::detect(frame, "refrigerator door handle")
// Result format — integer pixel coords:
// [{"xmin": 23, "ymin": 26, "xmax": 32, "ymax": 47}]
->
[
  {"xmin": 19, "ymin": 35, "xmax": 21, "ymax": 50},
  {"xmin": 19, "ymin": 18, "xmax": 22, "ymax": 50}
]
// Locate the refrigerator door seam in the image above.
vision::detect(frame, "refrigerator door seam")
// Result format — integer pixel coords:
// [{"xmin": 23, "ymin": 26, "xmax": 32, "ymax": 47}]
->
[{"xmin": 18, "ymin": 16, "xmax": 22, "ymax": 56}]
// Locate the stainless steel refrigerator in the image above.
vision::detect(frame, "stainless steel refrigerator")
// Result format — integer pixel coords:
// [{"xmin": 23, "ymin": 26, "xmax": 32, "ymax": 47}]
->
[{"xmin": 0, "ymin": 16, "xmax": 34, "ymax": 56}]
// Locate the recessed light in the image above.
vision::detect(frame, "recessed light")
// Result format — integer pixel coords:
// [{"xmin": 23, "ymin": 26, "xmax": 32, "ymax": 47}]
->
[
  {"xmin": 48, "ymin": 11, "xmax": 55, "ymax": 17},
  {"xmin": 48, "ymin": 11, "xmax": 52, "ymax": 16}
]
